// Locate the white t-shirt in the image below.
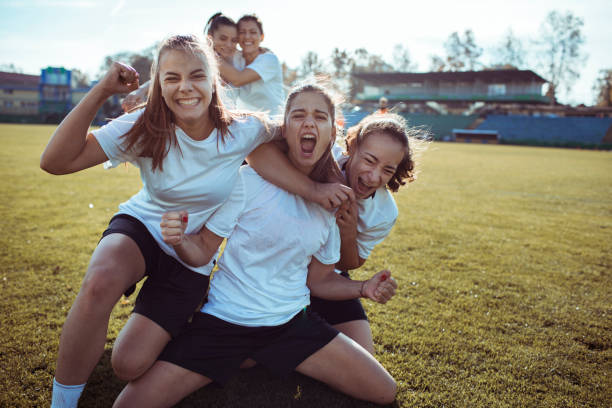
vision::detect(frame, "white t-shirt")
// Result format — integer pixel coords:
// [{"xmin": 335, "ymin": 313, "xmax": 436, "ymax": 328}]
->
[
  {"xmin": 234, "ymin": 51, "xmax": 284, "ymax": 117},
  {"xmin": 92, "ymin": 110, "xmax": 273, "ymax": 275},
  {"xmin": 203, "ymin": 166, "xmax": 341, "ymax": 326},
  {"xmin": 333, "ymin": 144, "xmax": 398, "ymax": 264}
]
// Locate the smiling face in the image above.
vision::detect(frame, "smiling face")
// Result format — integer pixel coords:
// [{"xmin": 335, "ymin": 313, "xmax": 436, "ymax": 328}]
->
[
  {"xmin": 158, "ymin": 49, "xmax": 213, "ymax": 134},
  {"xmin": 284, "ymin": 92, "xmax": 335, "ymax": 175},
  {"xmin": 210, "ymin": 24, "xmax": 238, "ymax": 60},
  {"xmin": 346, "ymin": 131, "xmax": 405, "ymax": 198},
  {"xmin": 238, "ymin": 20, "xmax": 263, "ymax": 54}
]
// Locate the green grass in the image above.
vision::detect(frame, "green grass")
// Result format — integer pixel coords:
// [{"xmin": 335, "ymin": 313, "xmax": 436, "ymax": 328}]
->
[{"xmin": 1, "ymin": 124, "xmax": 610, "ymax": 407}]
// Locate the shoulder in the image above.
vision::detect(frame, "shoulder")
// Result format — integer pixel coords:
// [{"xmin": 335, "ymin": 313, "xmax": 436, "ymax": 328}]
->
[
  {"xmin": 228, "ymin": 114, "xmax": 266, "ymax": 136},
  {"xmin": 253, "ymin": 51, "xmax": 280, "ymax": 65},
  {"xmin": 369, "ymin": 188, "xmax": 398, "ymax": 222},
  {"xmin": 96, "ymin": 109, "xmax": 143, "ymax": 133}
]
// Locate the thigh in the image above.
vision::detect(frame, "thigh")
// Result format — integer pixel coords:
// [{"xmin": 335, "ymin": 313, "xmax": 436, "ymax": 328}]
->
[
  {"xmin": 295, "ymin": 333, "xmax": 396, "ymax": 405},
  {"xmin": 113, "ymin": 360, "xmax": 212, "ymax": 408},
  {"xmin": 112, "ymin": 313, "xmax": 172, "ymax": 380},
  {"xmin": 333, "ymin": 320, "xmax": 374, "ymax": 355}
]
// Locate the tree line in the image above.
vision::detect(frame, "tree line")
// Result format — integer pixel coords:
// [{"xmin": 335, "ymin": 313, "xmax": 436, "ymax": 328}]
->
[{"xmin": 3, "ymin": 10, "xmax": 609, "ymax": 106}]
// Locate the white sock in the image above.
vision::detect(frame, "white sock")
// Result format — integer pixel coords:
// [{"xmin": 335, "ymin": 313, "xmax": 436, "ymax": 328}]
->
[{"xmin": 51, "ymin": 378, "xmax": 86, "ymax": 408}]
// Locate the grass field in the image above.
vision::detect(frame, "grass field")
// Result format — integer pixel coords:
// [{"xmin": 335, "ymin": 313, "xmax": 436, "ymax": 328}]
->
[{"xmin": 1, "ymin": 123, "xmax": 610, "ymax": 407}]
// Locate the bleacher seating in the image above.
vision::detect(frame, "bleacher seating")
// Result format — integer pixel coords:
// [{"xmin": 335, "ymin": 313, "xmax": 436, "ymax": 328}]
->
[
  {"xmin": 476, "ymin": 115, "xmax": 612, "ymax": 145},
  {"xmin": 341, "ymin": 110, "xmax": 478, "ymax": 140}
]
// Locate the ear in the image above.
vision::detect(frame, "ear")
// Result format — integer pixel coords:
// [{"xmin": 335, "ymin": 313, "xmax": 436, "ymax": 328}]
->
[{"xmin": 260, "ymin": 33, "xmax": 265, "ymax": 43}]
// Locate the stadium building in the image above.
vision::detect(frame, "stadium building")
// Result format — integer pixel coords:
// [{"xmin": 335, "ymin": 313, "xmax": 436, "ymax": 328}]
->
[
  {"xmin": 0, "ymin": 68, "xmax": 120, "ymax": 124},
  {"xmin": 346, "ymin": 69, "xmax": 612, "ymax": 148}
]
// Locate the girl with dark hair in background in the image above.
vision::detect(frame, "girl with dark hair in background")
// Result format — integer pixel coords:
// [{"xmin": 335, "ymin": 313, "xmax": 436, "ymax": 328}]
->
[{"xmin": 218, "ymin": 14, "xmax": 284, "ymax": 116}]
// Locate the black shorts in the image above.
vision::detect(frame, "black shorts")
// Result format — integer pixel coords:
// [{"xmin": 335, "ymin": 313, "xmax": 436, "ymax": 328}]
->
[
  {"xmin": 308, "ymin": 271, "xmax": 368, "ymax": 325},
  {"xmin": 101, "ymin": 214, "xmax": 211, "ymax": 337},
  {"xmin": 158, "ymin": 310, "xmax": 339, "ymax": 386}
]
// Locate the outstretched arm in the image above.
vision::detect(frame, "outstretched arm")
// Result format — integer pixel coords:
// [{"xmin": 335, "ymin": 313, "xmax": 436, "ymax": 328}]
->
[
  {"xmin": 307, "ymin": 257, "xmax": 397, "ymax": 304},
  {"xmin": 218, "ymin": 59, "xmax": 261, "ymax": 87},
  {"xmin": 40, "ymin": 62, "xmax": 140, "ymax": 175},
  {"xmin": 247, "ymin": 142, "xmax": 355, "ymax": 210},
  {"xmin": 161, "ymin": 211, "xmax": 224, "ymax": 267}
]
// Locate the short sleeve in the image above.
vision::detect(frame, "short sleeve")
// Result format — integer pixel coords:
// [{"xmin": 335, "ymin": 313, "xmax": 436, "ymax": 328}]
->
[
  {"xmin": 91, "ymin": 110, "xmax": 143, "ymax": 169},
  {"xmin": 357, "ymin": 216, "xmax": 396, "ymax": 259},
  {"xmin": 205, "ymin": 170, "xmax": 246, "ymax": 238},
  {"xmin": 246, "ymin": 53, "xmax": 280, "ymax": 83},
  {"xmin": 314, "ymin": 223, "xmax": 341, "ymax": 265},
  {"xmin": 238, "ymin": 115, "xmax": 276, "ymax": 153}
]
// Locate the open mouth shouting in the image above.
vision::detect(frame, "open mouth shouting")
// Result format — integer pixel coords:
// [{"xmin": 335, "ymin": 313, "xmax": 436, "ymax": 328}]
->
[{"xmin": 300, "ymin": 133, "xmax": 316, "ymax": 158}]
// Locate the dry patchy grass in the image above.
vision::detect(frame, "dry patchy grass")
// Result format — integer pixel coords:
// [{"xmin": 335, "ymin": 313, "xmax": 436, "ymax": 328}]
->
[{"xmin": 1, "ymin": 124, "xmax": 610, "ymax": 407}]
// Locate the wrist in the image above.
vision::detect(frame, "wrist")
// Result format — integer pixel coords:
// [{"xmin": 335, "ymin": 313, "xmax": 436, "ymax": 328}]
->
[{"xmin": 359, "ymin": 281, "xmax": 366, "ymax": 298}]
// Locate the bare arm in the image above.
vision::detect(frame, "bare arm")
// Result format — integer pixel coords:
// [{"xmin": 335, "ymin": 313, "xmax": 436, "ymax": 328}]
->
[
  {"xmin": 160, "ymin": 211, "xmax": 224, "ymax": 267},
  {"xmin": 306, "ymin": 257, "xmax": 397, "ymax": 303},
  {"xmin": 246, "ymin": 142, "xmax": 355, "ymax": 210},
  {"xmin": 218, "ymin": 58, "xmax": 261, "ymax": 87},
  {"xmin": 335, "ymin": 201, "xmax": 366, "ymax": 271},
  {"xmin": 40, "ymin": 62, "xmax": 139, "ymax": 175}
]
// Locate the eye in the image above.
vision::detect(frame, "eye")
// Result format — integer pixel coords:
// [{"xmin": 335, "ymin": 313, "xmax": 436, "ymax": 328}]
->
[{"xmin": 316, "ymin": 114, "xmax": 328, "ymax": 121}]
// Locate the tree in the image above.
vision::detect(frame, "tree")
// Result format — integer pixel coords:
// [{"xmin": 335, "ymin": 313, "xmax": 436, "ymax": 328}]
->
[
  {"xmin": 593, "ymin": 69, "xmax": 612, "ymax": 107},
  {"xmin": 329, "ymin": 48, "xmax": 353, "ymax": 79},
  {"xmin": 491, "ymin": 29, "xmax": 525, "ymax": 69},
  {"xmin": 298, "ymin": 51, "xmax": 327, "ymax": 79},
  {"xmin": 429, "ymin": 29, "xmax": 483, "ymax": 71},
  {"xmin": 535, "ymin": 10, "xmax": 586, "ymax": 103},
  {"xmin": 70, "ymin": 68, "xmax": 90, "ymax": 88},
  {"xmin": 392, "ymin": 44, "xmax": 417, "ymax": 72},
  {"xmin": 0, "ymin": 63, "xmax": 24, "ymax": 73},
  {"xmin": 351, "ymin": 48, "xmax": 393, "ymax": 73},
  {"xmin": 99, "ymin": 43, "xmax": 157, "ymax": 84}
]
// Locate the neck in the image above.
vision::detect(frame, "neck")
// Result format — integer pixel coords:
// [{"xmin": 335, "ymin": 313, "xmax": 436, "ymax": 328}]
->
[
  {"xmin": 177, "ymin": 115, "xmax": 214, "ymax": 141},
  {"xmin": 289, "ymin": 156, "xmax": 313, "ymax": 177},
  {"xmin": 243, "ymin": 48, "xmax": 261, "ymax": 65}
]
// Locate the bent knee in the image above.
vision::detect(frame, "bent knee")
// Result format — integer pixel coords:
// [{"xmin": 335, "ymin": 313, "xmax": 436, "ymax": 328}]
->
[
  {"xmin": 79, "ymin": 265, "xmax": 132, "ymax": 305},
  {"xmin": 111, "ymin": 351, "xmax": 151, "ymax": 382}
]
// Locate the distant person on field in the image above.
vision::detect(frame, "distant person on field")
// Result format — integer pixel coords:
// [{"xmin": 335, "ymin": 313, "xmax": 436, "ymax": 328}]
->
[{"xmin": 375, "ymin": 96, "xmax": 389, "ymax": 114}]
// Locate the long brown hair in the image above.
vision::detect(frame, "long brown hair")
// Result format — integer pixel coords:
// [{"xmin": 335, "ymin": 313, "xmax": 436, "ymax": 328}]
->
[
  {"xmin": 121, "ymin": 34, "xmax": 235, "ymax": 171},
  {"xmin": 279, "ymin": 82, "xmax": 344, "ymax": 184},
  {"xmin": 345, "ymin": 113, "xmax": 428, "ymax": 192}
]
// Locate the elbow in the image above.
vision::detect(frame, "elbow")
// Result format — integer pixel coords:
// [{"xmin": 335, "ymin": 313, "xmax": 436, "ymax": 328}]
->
[{"xmin": 39, "ymin": 156, "xmax": 64, "ymax": 175}]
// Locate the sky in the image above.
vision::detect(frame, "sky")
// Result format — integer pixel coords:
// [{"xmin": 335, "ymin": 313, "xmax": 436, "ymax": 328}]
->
[{"xmin": 1, "ymin": 0, "xmax": 611, "ymax": 105}]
